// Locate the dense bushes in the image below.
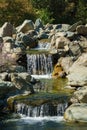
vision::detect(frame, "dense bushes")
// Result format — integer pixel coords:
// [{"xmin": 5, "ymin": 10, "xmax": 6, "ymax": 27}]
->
[
  {"xmin": 31, "ymin": 0, "xmax": 87, "ymax": 24},
  {"xmin": 0, "ymin": 0, "xmax": 87, "ymax": 26},
  {"xmin": 0, "ymin": 0, "xmax": 36, "ymax": 26}
]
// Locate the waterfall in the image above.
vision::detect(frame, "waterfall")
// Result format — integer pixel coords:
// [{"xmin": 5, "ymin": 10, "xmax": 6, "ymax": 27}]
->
[
  {"xmin": 15, "ymin": 102, "xmax": 68, "ymax": 117},
  {"xmin": 27, "ymin": 54, "xmax": 53, "ymax": 75}
]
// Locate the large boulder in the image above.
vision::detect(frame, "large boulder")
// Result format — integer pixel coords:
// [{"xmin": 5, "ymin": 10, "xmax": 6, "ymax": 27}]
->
[
  {"xmin": 51, "ymin": 36, "xmax": 70, "ymax": 50},
  {"xmin": 59, "ymin": 57, "xmax": 74, "ymax": 74},
  {"xmin": 21, "ymin": 34, "xmax": 38, "ymax": 48},
  {"xmin": 34, "ymin": 18, "xmax": 44, "ymax": 30},
  {"xmin": 11, "ymin": 73, "xmax": 35, "ymax": 94},
  {"xmin": 70, "ymin": 86, "xmax": 87, "ymax": 103},
  {"xmin": 2, "ymin": 42, "xmax": 13, "ymax": 53},
  {"xmin": 68, "ymin": 42, "xmax": 82, "ymax": 57},
  {"xmin": 68, "ymin": 21, "xmax": 82, "ymax": 32},
  {"xmin": 52, "ymin": 63, "xmax": 66, "ymax": 78},
  {"xmin": 0, "ymin": 22, "xmax": 13, "ymax": 37},
  {"xmin": 0, "ymin": 72, "xmax": 8, "ymax": 81},
  {"xmin": 67, "ymin": 66, "xmax": 87, "ymax": 87},
  {"xmin": 64, "ymin": 103, "xmax": 87, "ymax": 122},
  {"xmin": 67, "ymin": 53, "xmax": 87, "ymax": 87},
  {"xmin": 76, "ymin": 25, "xmax": 87, "ymax": 35},
  {"xmin": 16, "ymin": 20, "xmax": 34, "ymax": 33},
  {"xmin": 0, "ymin": 65, "xmax": 26, "ymax": 73},
  {"xmin": 0, "ymin": 81, "xmax": 16, "ymax": 98}
]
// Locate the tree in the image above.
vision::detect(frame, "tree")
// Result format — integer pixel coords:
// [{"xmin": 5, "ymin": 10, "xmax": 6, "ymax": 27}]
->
[{"xmin": 75, "ymin": 0, "xmax": 87, "ymax": 23}]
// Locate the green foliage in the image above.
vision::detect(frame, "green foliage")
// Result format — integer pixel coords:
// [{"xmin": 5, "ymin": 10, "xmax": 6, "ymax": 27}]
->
[
  {"xmin": 0, "ymin": 0, "xmax": 36, "ymax": 26},
  {"xmin": 0, "ymin": 0, "xmax": 87, "ymax": 25},
  {"xmin": 36, "ymin": 9, "xmax": 54, "ymax": 24},
  {"xmin": 75, "ymin": 0, "xmax": 87, "ymax": 24}
]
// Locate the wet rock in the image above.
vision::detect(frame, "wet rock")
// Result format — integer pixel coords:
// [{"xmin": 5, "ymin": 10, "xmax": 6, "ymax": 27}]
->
[
  {"xmin": 9, "ymin": 65, "xmax": 26, "ymax": 73},
  {"xmin": 16, "ymin": 72, "xmax": 31, "ymax": 82},
  {"xmin": 0, "ymin": 65, "xmax": 26, "ymax": 73},
  {"xmin": 52, "ymin": 63, "xmax": 65, "ymax": 78},
  {"xmin": 64, "ymin": 103, "xmax": 87, "ymax": 122},
  {"xmin": 11, "ymin": 73, "xmax": 35, "ymax": 94},
  {"xmin": 0, "ymin": 81, "xmax": 16, "ymax": 98}
]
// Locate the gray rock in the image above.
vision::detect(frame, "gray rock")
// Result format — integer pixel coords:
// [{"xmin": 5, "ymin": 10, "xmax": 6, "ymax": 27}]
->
[
  {"xmin": 76, "ymin": 25, "xmax": 87, "ymax": 35},
  {"xmin": 11, "ymin": 73, "xmax": 34, "ymax": 93},
  {"xmin": 71, "ymin": 86, "xmax": 87, "ymax": 103},
  {"xmin": 70, "ymin": 53, "xmax": 87, "ymax": 67},
  {"xmin": 67, "ymin": 66, "xmax": 87, "ymax": 87},
  {"xmin": 2, "ymin": 42, "xmax": 13, "ymax": 53},
  {"xmin": 66, "ymin": 31, "xmax": 75, "ymax": 40},
  {"xmin": 3, "ymin": 36, "xmax": 14, "ymax": 43},
  {"xmin": 9, "ymin": 65, "xmax": 26, "ymax": 73},
  {"xmin": 53, "ymin": 24, "xmax": 70, "ymax": 31},
  {"xmin": 55, "ymin": 37, "xmax": 70, "ymax": 49},
  {"xmin": 0, "ymin": 22, "xmax": 13, "ymax": 37},
  {"xmin": 0, "ymin": 37, "xmax": 3, "ymax": 43},
  {"xmin": 35, "ymin": 18, "xmax": 44, "ymax": 30},
  {"xmin": 59, "ymin": 57, "xmax": 74, "ymax": 74},
  {"xmin": 21, "ymin": 34, "xmax": 38, "ymax": 48},
  {"xmin": 0, "ymin": 65, "xmax": 26, "ymax": 73},
  {"xmin": 0, "ymin": 37, "xmax": 3, "ymax": 51},
  {"xmin": 16, "ymin": 72, "xmax": 31, "ymax": 82},
  {"xmin": 38, "ymin": 32, "xmax": 48, "ymax": 39},
  {"xmin": 55, "ymin": 32, "xmax": 67, "ymax": 37},
  {"xmin": 67, "ymin": 53, "xmax": 87, "ymax": 87},
  {"xmin": 68, "ymin": 21, "xmax": 82, "ymax": 32},
  {"xmin": 17, "ymin": 20, "xmax": 34, "ymax": 33},
  {"xmin": 64, "ymin": 103, "xmax": 87, "ymax": 122},
  {"xmin": 69, "ymin": 42, "xmax": 82, "ymax": 57},
  {"xmin": 0, "ymin": 72, "xmax": 8, "ymax": 81},
  {"xmin": 0, "ymin": 81, "xmax": 16, "ymax": 98}
]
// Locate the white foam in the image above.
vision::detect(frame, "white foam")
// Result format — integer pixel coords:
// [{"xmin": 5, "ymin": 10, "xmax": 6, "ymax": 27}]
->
[
  {"xmin": 4, "ymin": 115, "xmax": 64, "ymax": 124},
  {"xmin": 31, "ymin": 74, "xmax": 52, "ymax": 79}
]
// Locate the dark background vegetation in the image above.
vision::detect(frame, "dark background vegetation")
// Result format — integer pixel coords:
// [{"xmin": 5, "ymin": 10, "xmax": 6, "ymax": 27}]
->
[{"xmin": 0, "ymin": 0, "xmax": 87, "ymax": 26}]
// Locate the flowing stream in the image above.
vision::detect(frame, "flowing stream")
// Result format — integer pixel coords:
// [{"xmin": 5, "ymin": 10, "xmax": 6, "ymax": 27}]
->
[{"xmin": 1, "ymin": 43, "xmax": 87, "ymax": 130}]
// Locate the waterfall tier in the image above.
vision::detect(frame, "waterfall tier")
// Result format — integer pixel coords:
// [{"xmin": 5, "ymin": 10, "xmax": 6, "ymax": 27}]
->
[
  {"xmin": 15, "ymin": 102, "xmax": 68, "ymax": 117},
  {"xmin": 27, "ymin": 54, "xmax": 53, "ymax": 75}
]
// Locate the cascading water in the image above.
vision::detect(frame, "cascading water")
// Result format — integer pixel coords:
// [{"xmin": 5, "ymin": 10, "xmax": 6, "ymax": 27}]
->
[
  {"xmin": 15, "ymin": 102, "xmax": 68, "ymax": 117},
  {"xmin": 27, "ymin": 53, "xmax": 53, "ymax": 75}
]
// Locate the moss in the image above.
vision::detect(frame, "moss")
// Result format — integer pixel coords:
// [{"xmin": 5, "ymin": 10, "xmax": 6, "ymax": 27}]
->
[{"xmin": 52, "ymin": 63, "xmax": 64, "ymax": 78}]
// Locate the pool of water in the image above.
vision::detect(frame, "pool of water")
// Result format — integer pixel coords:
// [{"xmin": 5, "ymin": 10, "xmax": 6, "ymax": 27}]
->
[
  {"xmin": 1, "ymin": 116, "xmax": 87, "ymax": 130},
  {"xmin": 33, "ymin": 78, "xmax": 73, "ymax": 94}
]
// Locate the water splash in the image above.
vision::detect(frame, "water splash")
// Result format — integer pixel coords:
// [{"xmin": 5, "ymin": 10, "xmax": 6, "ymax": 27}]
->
[
  {"xmin": 27, "ymin": 54, "xmax": 53, "ymax": 75},
  {"xmin": 15, "ymin": 102, "xmax": 68, "ymax": 117}
]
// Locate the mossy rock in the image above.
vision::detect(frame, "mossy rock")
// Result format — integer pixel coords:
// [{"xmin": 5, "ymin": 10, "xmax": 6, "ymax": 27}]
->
[{"xmin": 52, "ymin": 63, "xmax": 65, "ymax": 78}]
